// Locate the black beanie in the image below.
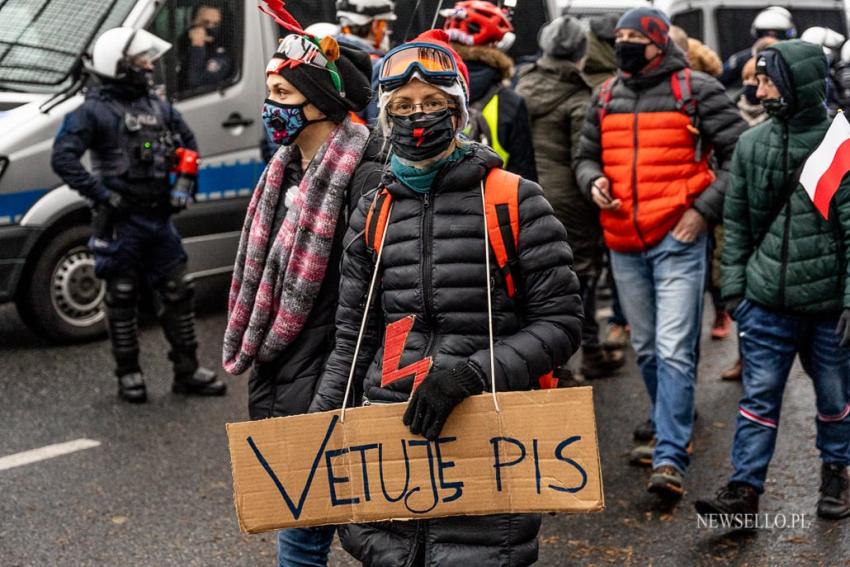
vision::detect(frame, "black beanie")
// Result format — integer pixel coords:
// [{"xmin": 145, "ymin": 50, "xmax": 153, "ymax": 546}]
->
[
  {"xmin": 615, "ymin": 7, "xmax": 671, "ymax": 48},
  {"xmin": 272, "ymin": 39, "xmax": 373, "ymax": 122}
]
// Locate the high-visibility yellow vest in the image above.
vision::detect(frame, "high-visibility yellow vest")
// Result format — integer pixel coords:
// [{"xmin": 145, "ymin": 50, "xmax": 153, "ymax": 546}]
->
[{"xmin": 463, "ymin": 91, "xmax": 509, "ymax": 165}]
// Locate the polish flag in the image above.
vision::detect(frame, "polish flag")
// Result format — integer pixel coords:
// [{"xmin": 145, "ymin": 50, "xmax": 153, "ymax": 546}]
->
[{"xmin": 800, "ymin": 111, "xmax": 850, "ymax": 220}]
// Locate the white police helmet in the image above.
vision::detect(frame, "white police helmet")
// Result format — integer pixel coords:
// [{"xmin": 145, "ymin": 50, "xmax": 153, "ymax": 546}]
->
[
  {"xmin": 336, "ymin": 0, "xmax": 397, "ymax": 28},
  {"xmin": 304, "ymin": 22, "xmax": 341, "ymax": 38},
  {"xmin": 801, "ymin": 26, "xmax": 846, "ymax": 56},
  {"xmin": 751, "ymin": 6, "xmax": 796, "ymax": 39},
  {"xmin": 90, "ymin": 27, "xmax": 171, "ymax": 80}
]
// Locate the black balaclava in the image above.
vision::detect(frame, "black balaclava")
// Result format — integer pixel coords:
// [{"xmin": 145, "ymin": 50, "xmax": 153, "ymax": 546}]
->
[{"xmin": 756, "ymin": 49, "xmax": 796, "ymax": 118}]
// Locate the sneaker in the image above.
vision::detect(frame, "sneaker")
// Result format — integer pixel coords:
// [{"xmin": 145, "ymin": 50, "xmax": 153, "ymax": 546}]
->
[
  {"xmin": 818, "ymin": 463, "xmax": 850, "ymax": 519},
  {"xmin": 117, "ymin": 372, "xmax": 147, "ymax": 403},
  {"xmin": 603, "ymin": 323, "xmax": 629, "ymax": 351},
  {"xmin": 648, "ymin": 465, "xmax": 685, "ymax": 500},
  {"xmin": 695, "ymin": 482, "xmax": 760, "ymax": 521},
  {"xmin": 721, "ymin": 359, "xmax": 743, "ymax": 381},
  {"xmin": 633, "ymin": 419, "xmax": 655, "ymax": 442},
  {"xmin": 629, "ymin": 437, "xmax": 694, "ymax": 468},
  {"xmin": 581, "ymin": 347, "xmax": 625, "ymax": 379},
  {"xmin": 711, "ymin": 310, "xmax": 733, "ymax": 340}
]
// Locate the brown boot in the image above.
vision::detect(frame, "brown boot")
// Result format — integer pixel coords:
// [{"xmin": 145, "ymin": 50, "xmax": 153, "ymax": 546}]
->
[
  {"xmin": 721, "ymin": 359, "xmax": 743, "ymax": 381},
  {"xmin": 581, "ymin": 347, "xmax": 625, "ymax": 379},
  {"xmin": 603, "ymin": 323, "xmax": 630, "ymax": 351}
]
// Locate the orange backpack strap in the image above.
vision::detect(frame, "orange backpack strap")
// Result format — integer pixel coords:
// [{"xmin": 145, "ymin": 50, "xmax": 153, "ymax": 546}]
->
[
  {"xmin": 364, "ymin": 187, "xmax": 393, "ymax": 253},
  {"xmin": 484, "ymin": 167, "xmax": 522, "ymax": 300}
]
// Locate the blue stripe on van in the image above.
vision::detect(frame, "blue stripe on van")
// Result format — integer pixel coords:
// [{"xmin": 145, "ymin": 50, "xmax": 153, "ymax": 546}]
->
[
  {"xmin": 0, "ymin": 160, "xmax": 264, "ymax": 226},
  {"xmin": 0, "ymin": 188, "xmax": 50, "ymax": 225}
]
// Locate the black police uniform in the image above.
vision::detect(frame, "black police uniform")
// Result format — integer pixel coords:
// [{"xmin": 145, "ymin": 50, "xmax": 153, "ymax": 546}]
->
[{"xmin": 51, "ymin": 81, "xmax": 225, "ymax": 401}]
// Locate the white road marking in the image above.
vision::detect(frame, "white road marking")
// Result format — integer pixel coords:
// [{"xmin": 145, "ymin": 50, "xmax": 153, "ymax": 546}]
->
[{"xmin": 0, "ymin": 439, "xmax": 100, "ymax": 472}]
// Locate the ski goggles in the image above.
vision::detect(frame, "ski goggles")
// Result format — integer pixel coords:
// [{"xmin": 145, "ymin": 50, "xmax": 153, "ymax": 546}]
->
[
  {"xmin": 379, "ymin": 42, "xmax": 459, "ymax": 91},
  {"xmin": 266, "ymin": 34, "xmax": 343, "ymax": 93}
]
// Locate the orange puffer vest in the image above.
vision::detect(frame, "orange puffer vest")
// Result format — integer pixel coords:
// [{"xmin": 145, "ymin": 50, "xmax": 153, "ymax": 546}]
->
[{"xmin": 598, "ymin": 71, "xmax": 715, "ymax": 252}]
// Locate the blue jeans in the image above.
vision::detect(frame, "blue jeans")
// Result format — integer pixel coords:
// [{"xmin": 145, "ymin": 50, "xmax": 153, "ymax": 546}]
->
[
  {"xmin": 730, "ymin": 299, "xmax": 850, "ymax": 492},
  {"xmin": 610, "ymin": 232, "xmax": 707, "ymax": 473},
  {"xmin": 277, "ymin": 526, "xmax": 335, "ymax": 567}
]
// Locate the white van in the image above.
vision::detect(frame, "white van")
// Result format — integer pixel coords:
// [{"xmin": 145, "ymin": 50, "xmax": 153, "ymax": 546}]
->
[
  {"xmin": 0, "ymin": 0, "xmax": 284, "ymax": 342},
  {"xmin": 657, "ymin": 0, "xmax": 849, "ymax": 59}
]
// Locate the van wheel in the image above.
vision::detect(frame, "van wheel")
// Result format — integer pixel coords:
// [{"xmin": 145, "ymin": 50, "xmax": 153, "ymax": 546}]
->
[{"xmin": 16, "ymin": 224, "xmax": 107, "ymax": 343}]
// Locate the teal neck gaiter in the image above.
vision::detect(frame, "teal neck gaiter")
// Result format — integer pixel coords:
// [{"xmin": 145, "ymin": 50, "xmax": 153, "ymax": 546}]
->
[{"xmin": 390, "ymin": 147, "xmax": 467, "ymax": 194}]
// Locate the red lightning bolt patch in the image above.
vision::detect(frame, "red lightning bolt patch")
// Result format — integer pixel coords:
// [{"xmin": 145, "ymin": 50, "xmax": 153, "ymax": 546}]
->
[{"xmin": 381, "ymin": 315, "xmax": 433, "ymax": 392}]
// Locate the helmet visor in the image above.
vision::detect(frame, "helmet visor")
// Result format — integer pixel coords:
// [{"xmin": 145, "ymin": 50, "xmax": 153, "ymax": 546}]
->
[{"xmin": 379, "ymin": 43, "xmax": 457, "ymax": 89}]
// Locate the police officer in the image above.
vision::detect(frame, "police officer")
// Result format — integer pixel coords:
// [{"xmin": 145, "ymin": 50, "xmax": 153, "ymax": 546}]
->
[{"xmin": 51, "ymin": 27, "xmax": 226, "ymax": 403}]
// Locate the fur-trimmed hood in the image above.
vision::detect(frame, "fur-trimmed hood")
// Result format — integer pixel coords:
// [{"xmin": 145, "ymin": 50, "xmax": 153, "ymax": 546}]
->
[{"xmin": 451, "ymin": 42, "xmax": 514, "ymax": 80}]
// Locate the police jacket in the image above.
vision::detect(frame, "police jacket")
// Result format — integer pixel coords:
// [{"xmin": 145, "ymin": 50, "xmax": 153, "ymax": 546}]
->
[
  {"xmin": 51, "ymin": 83, "xmax": 197, "ymax": 206},
  {"xmin": 575, "ymin": 47, "xmax": 747, "ymax": 253},
  {"xmin": 247, "ymin": 135, "xmax": 385, "ymax": 420},
  {"xmin": 310, "ymin": 143, "xmax": 582, "ymax": 566}
]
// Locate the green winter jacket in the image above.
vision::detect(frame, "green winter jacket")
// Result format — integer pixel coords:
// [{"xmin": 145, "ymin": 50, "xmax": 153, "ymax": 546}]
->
[{"xmin": 722, "ymin": 40, "xmax": 850, "ymax": 314}]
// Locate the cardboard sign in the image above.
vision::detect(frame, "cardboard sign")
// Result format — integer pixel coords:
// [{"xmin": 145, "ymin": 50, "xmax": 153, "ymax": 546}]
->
[{"xmin": 226, "ymin": 387, "xmax": 603, "ymax": 533}]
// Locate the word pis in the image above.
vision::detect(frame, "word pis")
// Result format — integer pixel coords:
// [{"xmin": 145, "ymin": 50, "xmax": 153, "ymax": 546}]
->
[{"xmin": 246, "ymin": 414, "xmax": 588, "ymax": 521}]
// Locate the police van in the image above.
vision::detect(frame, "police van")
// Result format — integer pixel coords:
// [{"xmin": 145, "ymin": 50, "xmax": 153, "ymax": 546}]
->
[
  {"xmin": 656, "ymin": 0, "xmax": 850, "ymax": 59},
  {"xmin": 0, "ymin": 0, "xmax": 284, "ymax": 342}
]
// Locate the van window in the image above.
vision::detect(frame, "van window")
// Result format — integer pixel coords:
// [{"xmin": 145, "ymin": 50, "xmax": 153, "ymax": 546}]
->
[
  {"xmin": 672, "ymin": 9, "xmax": 704, "ymax": 43},
  {"xmin": 148, "ymin": 0, "xmax": 243, "ymax": 101},
  {"xmin": 715, "ymin": 7, "xmax": 847, "ymax": 60},
  {"xmin": 0, "ymin": 0, "xmax": 137, "ymax": 93}
]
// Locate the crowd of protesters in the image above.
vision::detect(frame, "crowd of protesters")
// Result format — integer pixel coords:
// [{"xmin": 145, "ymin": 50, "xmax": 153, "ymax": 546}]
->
[
  {"xmin": 55, "ymin": 0, "xmax": 850, "ymax": 564},
  {"xmin": 227, "ymin": 2, "xmax": 850, "ymax": 563}
]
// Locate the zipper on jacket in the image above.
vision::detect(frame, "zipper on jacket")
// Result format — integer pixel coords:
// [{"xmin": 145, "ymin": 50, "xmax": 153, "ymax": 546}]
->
[
  {"xmin": 779, "ymin": 126, "xmax": 791, "ymax": 309},
  {"xmin": 630, "ymin": 107, "xmax": 648, "ymax": 248},
  {"xmin": 420, "ymin": 191, "xmax": 437, "ymax": 361},
  {"xmin": 404, "ymin": 522, "xmax": 426, "ymax": 567}
]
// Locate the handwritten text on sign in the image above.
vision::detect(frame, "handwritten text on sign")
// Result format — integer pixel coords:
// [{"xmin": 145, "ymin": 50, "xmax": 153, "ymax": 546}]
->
[{"xmin": 227, "ymin": 387, "xmax": 603, "ymax": 533}]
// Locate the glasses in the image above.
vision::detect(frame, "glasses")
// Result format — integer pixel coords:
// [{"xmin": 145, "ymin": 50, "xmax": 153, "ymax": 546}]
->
[
  {"xmin": 386, "ymin": 98, "xmax": 456, "ymax": 116},
  {"xmin": 379, "ymin": 42, "xmax": 459, "ymax": 91}
]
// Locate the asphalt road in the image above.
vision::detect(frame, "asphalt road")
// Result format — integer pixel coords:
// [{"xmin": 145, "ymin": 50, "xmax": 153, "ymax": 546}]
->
[{"xmin": 1, "ymin": 279, "xmax": 848, "ymax": 566}]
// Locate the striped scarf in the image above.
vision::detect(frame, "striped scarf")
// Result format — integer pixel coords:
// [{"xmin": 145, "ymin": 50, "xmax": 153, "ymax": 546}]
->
[{"xmin": 223, "ymin": 118, "xmax": 370, "ymax": 375}]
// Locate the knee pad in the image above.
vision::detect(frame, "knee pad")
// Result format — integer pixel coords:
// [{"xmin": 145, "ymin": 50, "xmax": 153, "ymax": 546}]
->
[
  {"xmin": 105, "ymin": 278, "xmax": 138, "ymax": 318},
  {"xmin": 159, "ymin": 267, "xmax": 194, "ymax": 305}
]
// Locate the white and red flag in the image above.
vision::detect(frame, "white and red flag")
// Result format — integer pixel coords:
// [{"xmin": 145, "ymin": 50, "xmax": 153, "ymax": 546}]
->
[{"xmin": 800, "ymin": 111, "xmax": 850, "ymax": 220}]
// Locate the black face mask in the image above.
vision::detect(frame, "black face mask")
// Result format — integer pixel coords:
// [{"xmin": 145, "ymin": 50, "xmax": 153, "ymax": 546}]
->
[
  {"xmin": 761, "ymin": 97, "xmax": 791, "ymax": 118},
  {"xmin": 615, "ymin": 41, "xmax": 651, "ymax": 74},
  {"xmin": 389, "ymin": 110, "xmax": 456, "ymax": 162},
  {"xmin": 117, "ymin": 61, "xmax": 153, "ymax": 91},
  {"xmin": 743, "ymin": 84, "xmax": 760, "ymax": 106},
  {"xmin": 205, "ymin": 25, "xmax": 221, "ymax": 43}
]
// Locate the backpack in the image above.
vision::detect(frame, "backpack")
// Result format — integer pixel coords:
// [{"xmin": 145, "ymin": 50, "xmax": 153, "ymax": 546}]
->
[
  {"xmin": 364, "ymin": 167, "xmax": 559, "ymax": 389},
  {"xmin": 597, "ymin": 68, "xmax": 703, "ymax": 161}
]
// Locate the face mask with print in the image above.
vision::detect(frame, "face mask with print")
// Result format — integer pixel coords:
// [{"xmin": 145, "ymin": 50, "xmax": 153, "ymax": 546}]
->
[{"xmin": 261, "ymin": 99, "xmax": 316, "ymax": 146}]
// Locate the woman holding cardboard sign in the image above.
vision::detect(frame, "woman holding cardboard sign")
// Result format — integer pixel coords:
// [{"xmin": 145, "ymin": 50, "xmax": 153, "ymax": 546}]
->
[
  {"xmin": 222, "ymin": 6, "xmax": 385, "ymax": 565},
  {"xmin": 310, "ymin": 29, "xmax": 583, "ymax": 567}
]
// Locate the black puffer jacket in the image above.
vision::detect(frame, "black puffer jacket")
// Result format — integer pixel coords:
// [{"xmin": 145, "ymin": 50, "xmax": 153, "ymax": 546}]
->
[
  {"xmin": 247, "ymin": 135, "xmax": 385, "ymax": 420},
  {"xmin": 310, "ymin": 143, "xmax": 582, "ymax": 566}
]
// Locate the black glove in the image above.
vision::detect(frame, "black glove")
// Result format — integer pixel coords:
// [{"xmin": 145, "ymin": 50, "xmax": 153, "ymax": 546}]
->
[
  {"xmin": 403, "ymin": 361, "xmax": 485, "ymax": 441},
  {"xmin": 836, "ymin": 309, "xmax": 850, "ymax": 348},
  {"xmin": 725, "ymin": 296, "xmax": 743, "ymax": 320}
]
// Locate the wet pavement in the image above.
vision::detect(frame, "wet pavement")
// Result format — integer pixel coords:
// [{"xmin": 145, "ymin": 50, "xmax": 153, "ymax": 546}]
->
[{"xmin": 0, "ymin": 279, "xmax": 847, "ymax": 566}]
